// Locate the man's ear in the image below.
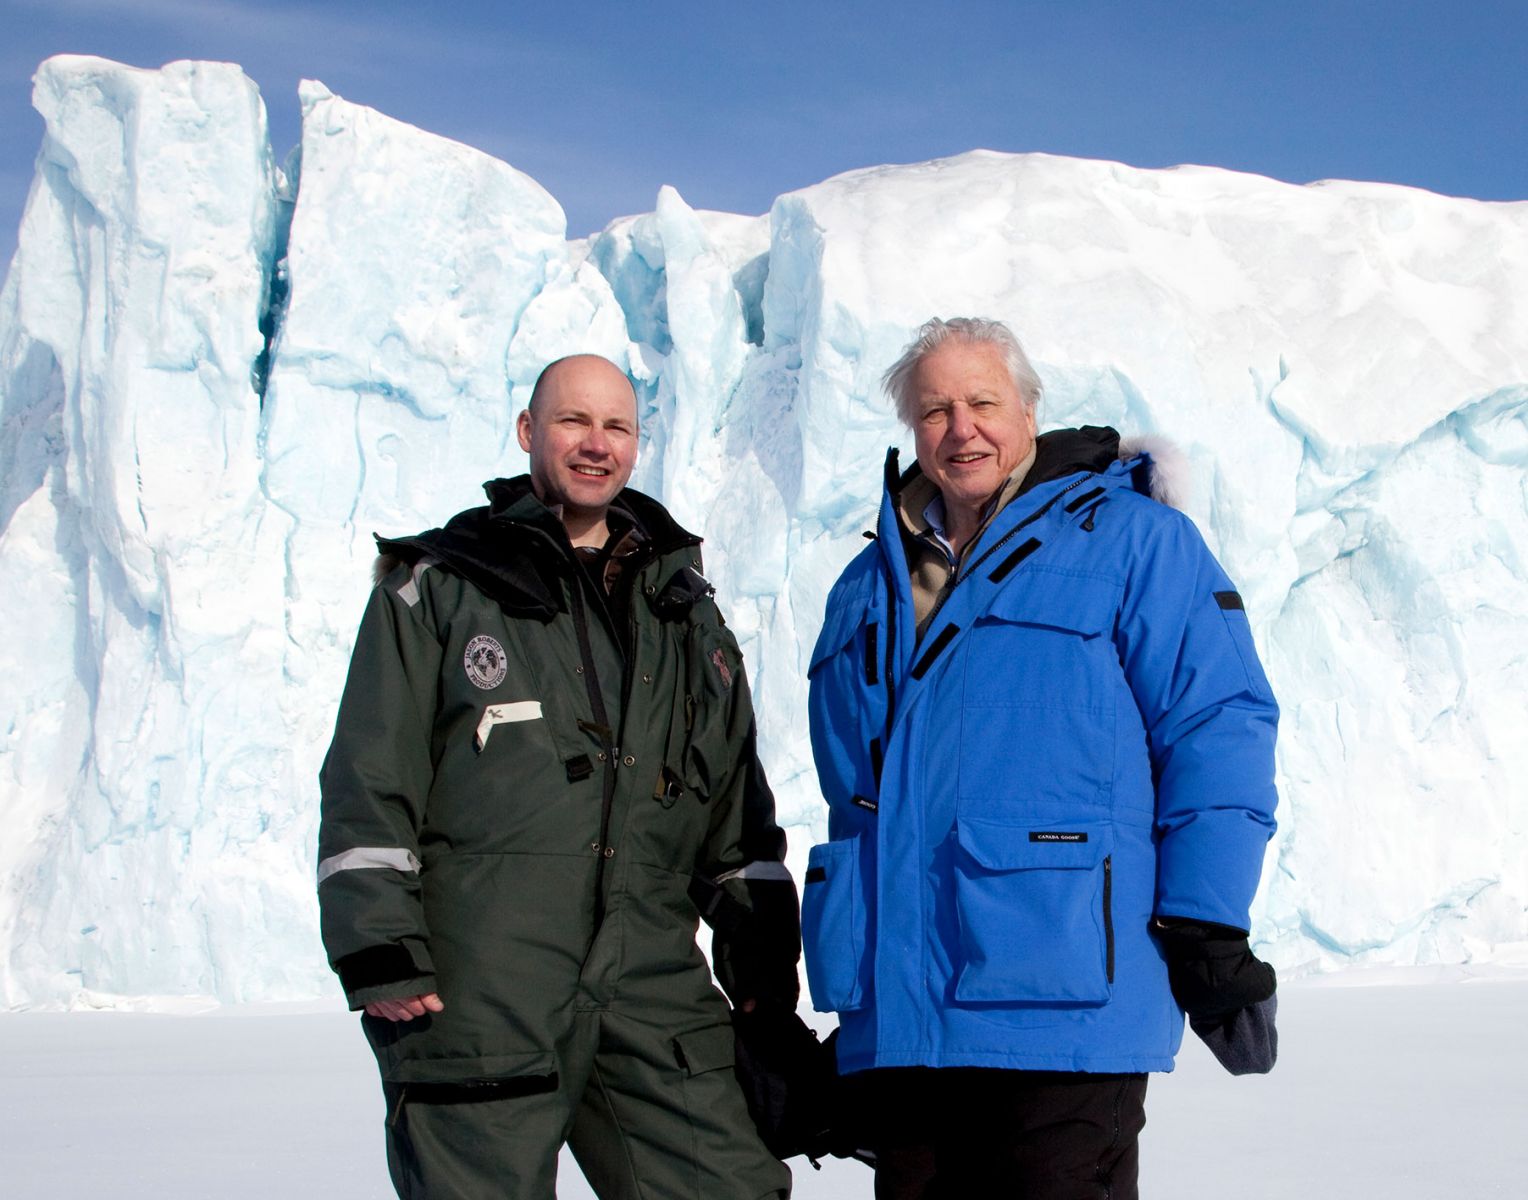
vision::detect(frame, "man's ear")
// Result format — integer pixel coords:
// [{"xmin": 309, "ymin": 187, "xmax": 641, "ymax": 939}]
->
[{"xmin": 516, "ymin": 407, "xmax": 533, "ymax": 454}]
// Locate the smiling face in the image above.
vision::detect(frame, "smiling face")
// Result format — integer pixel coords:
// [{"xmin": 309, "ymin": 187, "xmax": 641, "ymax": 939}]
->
[
  {"xmin": 910, "ymin": 338, "xmax": 1038, "ymax": 518},
  {"xmin": 516, "ymin": 355, "xmax": 638, "ymax": 527}
]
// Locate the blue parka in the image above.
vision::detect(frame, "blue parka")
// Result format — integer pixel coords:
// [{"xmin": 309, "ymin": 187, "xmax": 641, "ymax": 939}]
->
[{"xmin": 804, "ymin": 431, "xmax": 1279, "ymax": 1074}]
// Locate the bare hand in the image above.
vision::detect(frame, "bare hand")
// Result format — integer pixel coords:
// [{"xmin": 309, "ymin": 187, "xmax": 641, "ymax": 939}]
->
[{"xmin": 364, "ymin": 992, "xmax": 444, "ymax": 1022}]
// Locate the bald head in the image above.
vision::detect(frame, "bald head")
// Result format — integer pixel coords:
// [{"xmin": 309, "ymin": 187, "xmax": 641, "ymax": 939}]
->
[
  {"xmin": 527, "ymin": 354, "xmax": 637, "ymax": 418},
  {"xmin": 517, "ymin": 354, "xmax": 639, "ymax": 543}
]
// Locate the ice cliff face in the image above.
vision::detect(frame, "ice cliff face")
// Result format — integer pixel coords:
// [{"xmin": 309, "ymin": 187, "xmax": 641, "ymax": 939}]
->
[{"xmin": 1, "ymin": 56, "xmax": 1524, "ymax": 1008}]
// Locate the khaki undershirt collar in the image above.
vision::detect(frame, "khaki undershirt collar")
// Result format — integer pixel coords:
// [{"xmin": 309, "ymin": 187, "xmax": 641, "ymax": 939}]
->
[{"xmin": 896, "ymin": 445, "xmax": 1039, "ymax": 637}]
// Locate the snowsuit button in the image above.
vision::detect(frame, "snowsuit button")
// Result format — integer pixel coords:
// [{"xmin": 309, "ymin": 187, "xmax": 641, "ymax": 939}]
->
[
  {"xmin": 603, "ymin": 846, "xmax": 615, "ymax": 859},
  {"xmin": 590, "ymin": 841, "xmax": 601, "ymax": 853},
  {"xmin": 644, "ymin": 585, "xmax": 656, "ymax": 596},
  {"xmin": 623, "ymin": 754, "xmax": 636, "ymax": 767},
  {"xmin": 642, "ymin": 673, "xmax": 652, "ymax": 684},
  {"xmin": 575, "ymin": 665, "xmax": 584, "ymax": 675},
  {"xmin": 596, "ymin": 751, "xmax": 607, "ymax": 762}
]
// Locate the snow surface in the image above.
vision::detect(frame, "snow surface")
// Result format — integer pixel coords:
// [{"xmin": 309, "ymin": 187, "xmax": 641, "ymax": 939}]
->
[
  {"xmin": 1, "ymin": 55, "xmax": 1527, "ymax": 1008},
  {"xmin": 1, "ymin": 977, "xmax": 1525, "ymax": 1198}
]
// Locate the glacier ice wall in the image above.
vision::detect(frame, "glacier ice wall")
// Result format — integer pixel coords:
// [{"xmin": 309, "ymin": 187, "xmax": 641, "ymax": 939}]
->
[
  {"xmin": 0, "ymin": 56, "xmax": 300, "ymax": 1003},
  {"xmin": 0, "ymin": 56, "xmax": 1524, "ymax": 1007}
]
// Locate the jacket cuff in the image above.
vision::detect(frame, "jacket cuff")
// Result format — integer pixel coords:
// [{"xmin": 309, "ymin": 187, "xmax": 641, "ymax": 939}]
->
[
  {"xmin": 345, "ymin": 975, "xmax": 440, "ymax": 1012},
  {"xmin": 1153, "ymin": 914, "xmax": 1251, "ymax": 942},
  {"xmin": 334, "ymin": 939, "xmax": 434, "ymax": 1004}
]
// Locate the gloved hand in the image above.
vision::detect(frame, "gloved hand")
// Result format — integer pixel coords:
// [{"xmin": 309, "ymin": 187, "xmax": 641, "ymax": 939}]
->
[
  {"xmin": 1152, "ymin": 917, "xmax": 1276, "ymax": 1018},
  {"xmin": 1153, "ymin": 917, "xmax": 1279, "ymax": 1075},
  {"xmin": 731, "ymin": 1005, "xmax": 834, "ymax": 1161},
  {"xmin": 1190, "ymin": 994, "xmax": 1278, "ymax": 1076},
  {"xmin": 732, "ymin": 1016, "xmax": 877, "ymax": 1166}
]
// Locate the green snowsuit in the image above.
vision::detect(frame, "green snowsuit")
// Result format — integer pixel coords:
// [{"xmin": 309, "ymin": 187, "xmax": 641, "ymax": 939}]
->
[{"xmin": 318, "ymin": 477, "xmax": 796, "ymax": 1200}]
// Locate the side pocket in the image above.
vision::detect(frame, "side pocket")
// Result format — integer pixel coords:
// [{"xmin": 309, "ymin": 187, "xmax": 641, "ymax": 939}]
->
[
  {"xmin": 800, "ymin": 839, "xmax": 869, "ymax": 1013},
  {"xmin": 952, "ymin": 819, "xmax": 1113, "ymax": 1005},
  {"xmin": 672, "ymin": 1022, "xmax": 738, "ymax": 1076}
]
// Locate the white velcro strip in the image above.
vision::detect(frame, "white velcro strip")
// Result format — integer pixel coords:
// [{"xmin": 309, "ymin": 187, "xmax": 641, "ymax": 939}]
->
[
  {"xmin": 316, "ymin": 846, "xmax": 423, "ymax": 885},
  {"xmin": 475, "ymin": 700, "xmax": 545, "ymax": 750}
]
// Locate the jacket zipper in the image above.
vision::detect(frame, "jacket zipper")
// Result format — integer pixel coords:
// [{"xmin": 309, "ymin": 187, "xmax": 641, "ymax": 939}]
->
[
  {"xmin": 920, "ymin": 475, "xmax": 1095, "ymax": 633},
  {"xmin": 881, "ymin": 561, "xmax": 898, "ymax": 769},
  {"xmin": 540, "ymin": 524, "xmax": 700, "ymax": 942},
  {"xmin": 566, "ymin": 578, "xmax": 619, "ymax": 936},
  {"xmin": 1103, "ymin": 855, "xmax": 1115, "ymax": 985}
]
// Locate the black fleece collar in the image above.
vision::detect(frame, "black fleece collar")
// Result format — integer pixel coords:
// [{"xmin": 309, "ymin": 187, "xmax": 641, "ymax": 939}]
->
[{"xmin": 376, "ymin": 476, "xmax": 700, "ymax": 621}]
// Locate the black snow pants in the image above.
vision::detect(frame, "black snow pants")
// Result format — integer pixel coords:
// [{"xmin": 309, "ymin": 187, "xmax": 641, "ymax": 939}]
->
[{"xmin": 860, "ymin": 1068, "xmax": 1147, "ymax": 1200}]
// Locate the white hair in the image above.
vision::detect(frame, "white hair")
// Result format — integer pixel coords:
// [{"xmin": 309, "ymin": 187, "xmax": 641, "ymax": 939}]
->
[{"xmin": 881, "ymin": 317, "xmax": 1043, "ymax": 426}]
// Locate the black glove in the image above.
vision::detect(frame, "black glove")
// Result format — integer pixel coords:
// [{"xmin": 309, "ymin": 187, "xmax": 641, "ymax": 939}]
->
[
  {"xmin": 732, "ymin": 1005, "xmax": 835, "ymax": 1161},
  {"xmin": 1154, "ymin": 917, "xmax": 1279, "ymax": 1075},
  {"xmin": 1152, "ymin": 917, "xmax": 1276, "ymax": 1018},
  {"xmin": 1190, "ymin": 994, "xmax": 1278, "ymax": 1075}
]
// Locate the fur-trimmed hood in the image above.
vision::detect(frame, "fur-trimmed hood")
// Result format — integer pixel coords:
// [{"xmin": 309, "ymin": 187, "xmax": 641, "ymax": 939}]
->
[{"xmin": 1117, "ymin": 433, "xmax": 1190, "ymax": 511}]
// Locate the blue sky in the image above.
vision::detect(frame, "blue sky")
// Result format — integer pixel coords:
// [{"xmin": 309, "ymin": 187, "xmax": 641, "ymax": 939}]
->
[{"xmin": 3, "ymin": 0, "xmax": 1527, "ymax": 269}]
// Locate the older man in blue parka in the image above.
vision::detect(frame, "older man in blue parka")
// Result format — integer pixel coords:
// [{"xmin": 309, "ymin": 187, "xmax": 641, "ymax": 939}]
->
[{"xmin": 804, "ymin": 318, "xmax": 1280, "ymax": 1199}]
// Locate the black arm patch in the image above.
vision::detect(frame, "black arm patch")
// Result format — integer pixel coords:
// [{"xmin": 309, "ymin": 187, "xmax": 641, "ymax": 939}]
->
[
  {"xmin": 1214, "ymin": 591, "xmax": 1245, "ymax": 611},
  {"xmin": 1064, "ymin": 486, "xmax": 1106, "ymax": 513},
  {"xmin": 911, "ymin": 623, "xmax": 960, "ymax": 679},
  {"xmin": 988, "ymin": 538, "xmax": 1042, "ymax": 583}
]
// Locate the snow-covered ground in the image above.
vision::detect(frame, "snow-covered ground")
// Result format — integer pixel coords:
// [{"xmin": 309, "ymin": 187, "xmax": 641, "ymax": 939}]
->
[{"xmin": 2, "ymin": 974, "xmax": 1524, "ymax": 1199}]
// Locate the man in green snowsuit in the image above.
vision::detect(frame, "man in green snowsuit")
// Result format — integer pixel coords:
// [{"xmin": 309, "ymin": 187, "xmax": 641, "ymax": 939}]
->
[{"xmin": 318, "ymin": 354, "xmax": 797, "ymax": 1199}]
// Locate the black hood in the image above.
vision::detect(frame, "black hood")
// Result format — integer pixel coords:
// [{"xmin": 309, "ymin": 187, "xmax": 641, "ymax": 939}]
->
[
  {"xmin": 375, "ymin": 476, "xmax": 700, "ymax": 621},
  {"xmin": 1018, "ymin": 426, "xmax": 1121, "ymax": 496}
]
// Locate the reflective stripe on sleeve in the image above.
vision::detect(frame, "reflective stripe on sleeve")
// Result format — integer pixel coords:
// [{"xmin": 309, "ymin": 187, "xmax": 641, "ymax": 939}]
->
[
  {"xmin": 715, "ymin": 861, "xmax": 794, "ymax": 883},
  {"xmin": 316, "ymin": 847, "xmax": 424, "ymax": 885}
]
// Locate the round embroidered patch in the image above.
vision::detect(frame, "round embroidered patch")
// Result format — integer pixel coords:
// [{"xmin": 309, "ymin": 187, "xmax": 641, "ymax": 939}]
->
[{"xmin": 464, "ymin": 635, "xmax": 508, "ymax": 690}]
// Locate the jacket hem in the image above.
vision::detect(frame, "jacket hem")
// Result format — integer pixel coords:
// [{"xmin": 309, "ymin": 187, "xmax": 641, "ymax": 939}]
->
[{"xmin": 837, "ymin": 1049, "xmax": 1176, "ymax": 1075}]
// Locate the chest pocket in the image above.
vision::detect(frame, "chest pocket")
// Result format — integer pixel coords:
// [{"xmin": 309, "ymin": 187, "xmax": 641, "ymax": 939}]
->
[
  {"xmin": 957, "ymin": 576, "xmax": 1121, "ymax": 809},
  {"xmin": 963, "ymin": 577, "xmax": 1118, "ymax": 710}
]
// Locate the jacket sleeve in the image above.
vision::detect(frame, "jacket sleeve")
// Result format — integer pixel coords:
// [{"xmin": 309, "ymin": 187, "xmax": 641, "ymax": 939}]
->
[
  {"xmin": 690, "ymin": 608, "xmax": 802, "ymax": 1008},
  {"xmin": 1114, "ymin": 509, "xmax": 1279, "ymax": 932},
  {"xmin": 317, "ymin": 563, "xmax": 444, "ymax": 1010}
]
